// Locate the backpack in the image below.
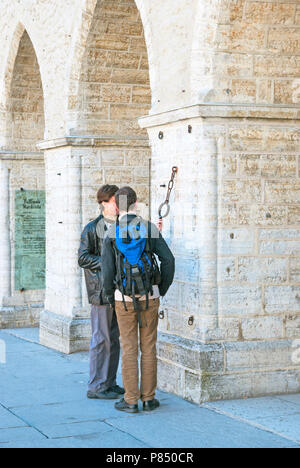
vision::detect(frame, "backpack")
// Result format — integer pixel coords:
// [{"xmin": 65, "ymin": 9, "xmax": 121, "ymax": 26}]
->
[{"xmin": 113, "ymin": 216, "xmax": 161, "ymax": 326}]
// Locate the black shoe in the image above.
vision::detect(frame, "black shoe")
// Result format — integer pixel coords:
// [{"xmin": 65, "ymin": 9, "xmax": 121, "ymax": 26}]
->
[
  {"xmin": 143, "ymin": 399, "xmax": 160, "ymax": 411},
  {"xmin": 87, "ymin": 389, "xmax": 120, "ymax": 400},
  {"xmin": 109, "ymin": 385, "xmax": 125, "ymax": 395},
  {"xmin": 115, "ymin": 398, "xmax": 139, "ymax": 413}
]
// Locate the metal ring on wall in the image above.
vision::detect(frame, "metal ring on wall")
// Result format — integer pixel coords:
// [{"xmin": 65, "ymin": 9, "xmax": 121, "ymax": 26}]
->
[{"xmin": 158, "ymin": 202, "xmax": 171, "ymax": 219}]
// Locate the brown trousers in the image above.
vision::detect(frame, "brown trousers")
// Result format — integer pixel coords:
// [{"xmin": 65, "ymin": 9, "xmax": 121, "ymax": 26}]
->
[{"xmin": 115, "ymin": 298, "xmax": 160, "ymax": 405}]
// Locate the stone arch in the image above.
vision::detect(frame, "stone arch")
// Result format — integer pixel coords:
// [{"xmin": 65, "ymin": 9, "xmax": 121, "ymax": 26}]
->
[
  {"xmin": 66, "ymin": 0, "xmax": 153, "ymax": 224},
  {"xmin": 66, "ymin": 0, "xmax": 155, "ymax": 132},
  {"xmin": 6, "ymin": 28, "xmax": 45, "ymax": 151},
  {"xmin": 0, "ymin": 23, "xmax": 45, "ymax": 327},
  {"xmin": 0, "ymin": 22, "xmax": 25, "ymax": 148},
  {"xmin": 70, "ymin": 0, "xmax": 151, "ymax": 137}
]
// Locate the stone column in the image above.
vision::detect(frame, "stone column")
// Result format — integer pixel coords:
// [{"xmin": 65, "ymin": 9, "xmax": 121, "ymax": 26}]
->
[
  {"xmin": 38, "ymin": 135, "xmax": 150, "ymax": 353},
  {"xmin": 0, "ymin": 160, "xmax": 11, "ymax": 306},
  {"xmin": 140, "ymin": 104, "xmax": 300, "ymax": 404},
  {"xmin": 38, "ymin": 140, "xmax": 90, "ymax": 353},
  {"xmin": 139, "ymin": 110, "xmax": 221, "ymax": 404}
]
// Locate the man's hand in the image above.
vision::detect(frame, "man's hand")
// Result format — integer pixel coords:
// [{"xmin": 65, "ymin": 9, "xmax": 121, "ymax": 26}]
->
[{"xmin": 156, "ymin": 218, "xmax": 163, "ymax": 232}]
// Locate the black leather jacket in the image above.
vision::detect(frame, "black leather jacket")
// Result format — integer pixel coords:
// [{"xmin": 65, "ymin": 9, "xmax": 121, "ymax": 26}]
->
[{"xmin": 78, "ymin": 215, "xmax": 109, "ymax": 306}]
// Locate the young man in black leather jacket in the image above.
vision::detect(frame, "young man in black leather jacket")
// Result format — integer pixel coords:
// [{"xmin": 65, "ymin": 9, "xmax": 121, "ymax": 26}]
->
[{"xmin": 78, "ymin": 185, "xmax": 124, "ymax": 400}]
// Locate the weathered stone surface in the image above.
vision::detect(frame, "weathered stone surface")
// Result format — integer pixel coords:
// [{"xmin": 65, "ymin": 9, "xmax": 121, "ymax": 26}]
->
[
  {"xmin": 157, "ymin": 333, "xmax": 224, "ymax": 373},
  {"xmin": 237, "ymin": 257, "xmax": 288, "ymax": 284},
  {"xmin": 245, "ymin": 2, "xmax": 296, "ymax": 25},
  {"xmin": 200, "ymin": 370, "xmax": 300, "ymax": 402},
  {"xmin": 158, "ymin": 337, "xmax": 300, "ymax": 403},
  {"xmin": 225, "ymin": 340, "xmax": 296, "ymax": 372},
  {"xmin": 265, "ymin": 286, "xmax": 300, "ymax": 314},
  {"xmin": 219, "ymin": 285, "xmax": 262, "ymax": 317},
  {"xmin": 285, "ymin": 314, "xmax": 300, "ymax": 339},
  {"xmin": 40, "ymin": 310, "xmax": 91, "ymax": 354},
  {"xmin": 290, "ymin": 258, "xmax": 300, "ymax": 283},
  {"xmin": 218, "ymin": 229, "xmax": 255, "ymax": 255},
  {"xmin": 241, "ymin": 316, "xmax": 283, "ymax": 340},
  {"xmin": 0, "ymin": 306, "xmax": 41, "ymax": 329},
  {"xmin": 239, "ymin": 205, "xmax": 287, "ymax": 226}
]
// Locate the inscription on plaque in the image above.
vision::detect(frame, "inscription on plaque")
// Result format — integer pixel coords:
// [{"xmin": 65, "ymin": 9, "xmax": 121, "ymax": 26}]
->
[{"xmin": 15, "ymin": 190, "xmax": 46, "ymax": 290}]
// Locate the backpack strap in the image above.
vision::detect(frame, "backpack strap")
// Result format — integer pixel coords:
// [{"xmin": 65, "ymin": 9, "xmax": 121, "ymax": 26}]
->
[{"xmin": 113, "ymin": 241, "xmax": 128, "ymax": 312}]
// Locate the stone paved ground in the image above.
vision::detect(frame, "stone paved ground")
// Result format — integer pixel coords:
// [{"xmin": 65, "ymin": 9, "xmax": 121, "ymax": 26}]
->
[{"xmin": 0, "ymin": 328, "xmax": 300, "ymax": 449}]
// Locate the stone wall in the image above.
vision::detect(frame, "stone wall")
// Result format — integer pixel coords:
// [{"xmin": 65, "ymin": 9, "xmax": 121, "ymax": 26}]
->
[
  {"xmin": 7, "ymin": 30, "xmax": 44, "ymax": 151},
  {"xmin": 73, "ymin": 0, "xmax": 152, "ymax": 224},
  {"xmin": 74, "ymin": 0, "xmax": 151, "ymax": 137},
  {"xmin": 0, "ymin": 26, "xmax": 45, "ymax": 327},
  {"xmin": 218, "ymin": 119, "xmax": 300, "ymax": 341},
  {"xmin": 193, "ymin": 0, "xmax": 300, "ymax": 106},
  {"xmin": 0, "ymin": 0, "xmax": 299, "ymax": 401},
  {"xmin": 141, "ymin": 107, "xmax": 300, "ymax": 403}
]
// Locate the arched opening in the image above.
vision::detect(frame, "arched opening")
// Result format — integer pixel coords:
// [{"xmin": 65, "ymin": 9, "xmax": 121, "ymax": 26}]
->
[
  {"xmin": 0, "ymin": 29, "xmax": 45, "ymax": 328},
  {"xmin": 72, "ymin": 0, "xmax": 152, "ymax": 224},
  {"xmin": 7, "ymin": 30, "xmax": 44, "ymax": 151}
]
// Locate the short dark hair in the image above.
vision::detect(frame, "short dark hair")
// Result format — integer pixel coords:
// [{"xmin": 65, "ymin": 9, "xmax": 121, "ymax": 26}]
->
[
  {"xmin": 115, "ymin": 186, "xmax": 137, "ymax": 212},
  {"xmin": 97, "ymin": 185, "xmax": 119, "ymax": 205}
]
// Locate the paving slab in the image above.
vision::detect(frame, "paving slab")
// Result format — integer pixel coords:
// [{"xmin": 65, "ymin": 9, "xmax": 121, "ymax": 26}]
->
[
  {"xmin": 105, "ymin": 406, "xmax": 297, "ymax": 449},
  {"xmin": 38, "ymin": 420, "xmax": 114, "ymax": 439},
  {"xmin": 0, "ymin": 429, "xmax": 148, "ymax": 449},
  {"xmin": 1, "ymin": 329, "xmax": 300, "ymax": 448},
  {"xmin": 2, "ymin": 328, "xmax": 40, "ymax": 344},
  {"xmin": 0, "ymin": 426, "xmax": 46, "ymax": 444},
  {"xmin": 0, "ymin": 333, "xmax": 43, "ymax": 354},
  {"xmin": 11, "ymin": 400, "xmax": 140, "ymax": 428},
  {"xmin": 250, "ymin": 413, "xmax": 300, "ymax": 443},
  {"xmin": 203, "ymin": 395, "xmax": 300, "ymax": 444},
  {"xmin": 276, "ymin": 394, "xmax": 300, "ymax": 405},
  {"xmin": 54, "ymin": 429, "xmax": 148, "ymax": 448},
  {"xmin": 0, "ymin": 406, "xmax": 27, "ymax": 429},
  {"xmin": 204, "ymin": 396, "xmax": 300, "ymax": 420}
]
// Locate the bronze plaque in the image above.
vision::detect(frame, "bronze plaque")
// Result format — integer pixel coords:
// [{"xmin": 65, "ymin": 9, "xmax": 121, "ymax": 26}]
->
[{"xmin": 15, "ymin": 190, "xmax": 46, "ymax": 290}]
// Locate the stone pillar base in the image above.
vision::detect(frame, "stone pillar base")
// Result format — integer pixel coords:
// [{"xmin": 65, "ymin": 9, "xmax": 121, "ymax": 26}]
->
[
  {"xmin": 157, "ymin": 333, "xmax": 300, "ymax": 404},
  {"xmin": 39, "ymin": 310, "xmax": 91, "ymax": 354},
  {"xmin": 0, "ymin": 305, "xmax": 42, "ymax": 329}
]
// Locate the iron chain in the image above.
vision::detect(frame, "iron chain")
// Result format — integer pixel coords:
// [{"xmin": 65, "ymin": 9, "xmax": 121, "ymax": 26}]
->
[{"xmin": 158, "ymin": 166, "xmax": 178, "ymax": 219}]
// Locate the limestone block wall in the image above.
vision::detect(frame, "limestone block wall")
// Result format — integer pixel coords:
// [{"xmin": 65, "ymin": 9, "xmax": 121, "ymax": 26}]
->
[
  {"xmin": 193, "ymin": 0, "xmax": 300, "ymax": 106},
  {"xmin": 72, "ymin": 0, "xmax": 151, "ymax": 138},
  {"xmin": 144, "ymin": 117, "xmax": 219, "ymax": 343},
  {"xmin": 0, "ymin": 25, "xmax": 45, "ymax": 327},
  {"xmin": 0, "ymin": 154, "xmax": 45, "ymax": 327},
  {"xmin": 71, "ymin": 0, "xmax": 152, "ymax": 223},
  {"xmin": 141, "ymin": 104, "xmax": 300, "ymax": 402},
  {"xmin": 80, "ymin": 142, "xmax": 151, "ymax": 226},
  {"xmin": 218, "ymin": 119, "xmax": 300, "ymax": 343},
  {"xmin": 0, "ymin": 1, "xmax": 77, "ymax": 141},
  {"xmin": 7, "ymin": 30, "xmax": 44, "ymax": 151}
]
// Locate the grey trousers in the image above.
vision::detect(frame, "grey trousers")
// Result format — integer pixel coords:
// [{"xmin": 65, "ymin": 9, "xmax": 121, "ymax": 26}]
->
[{"xmin": 88, "ymin": 305, "xmax": 121, "ymax": 393}]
